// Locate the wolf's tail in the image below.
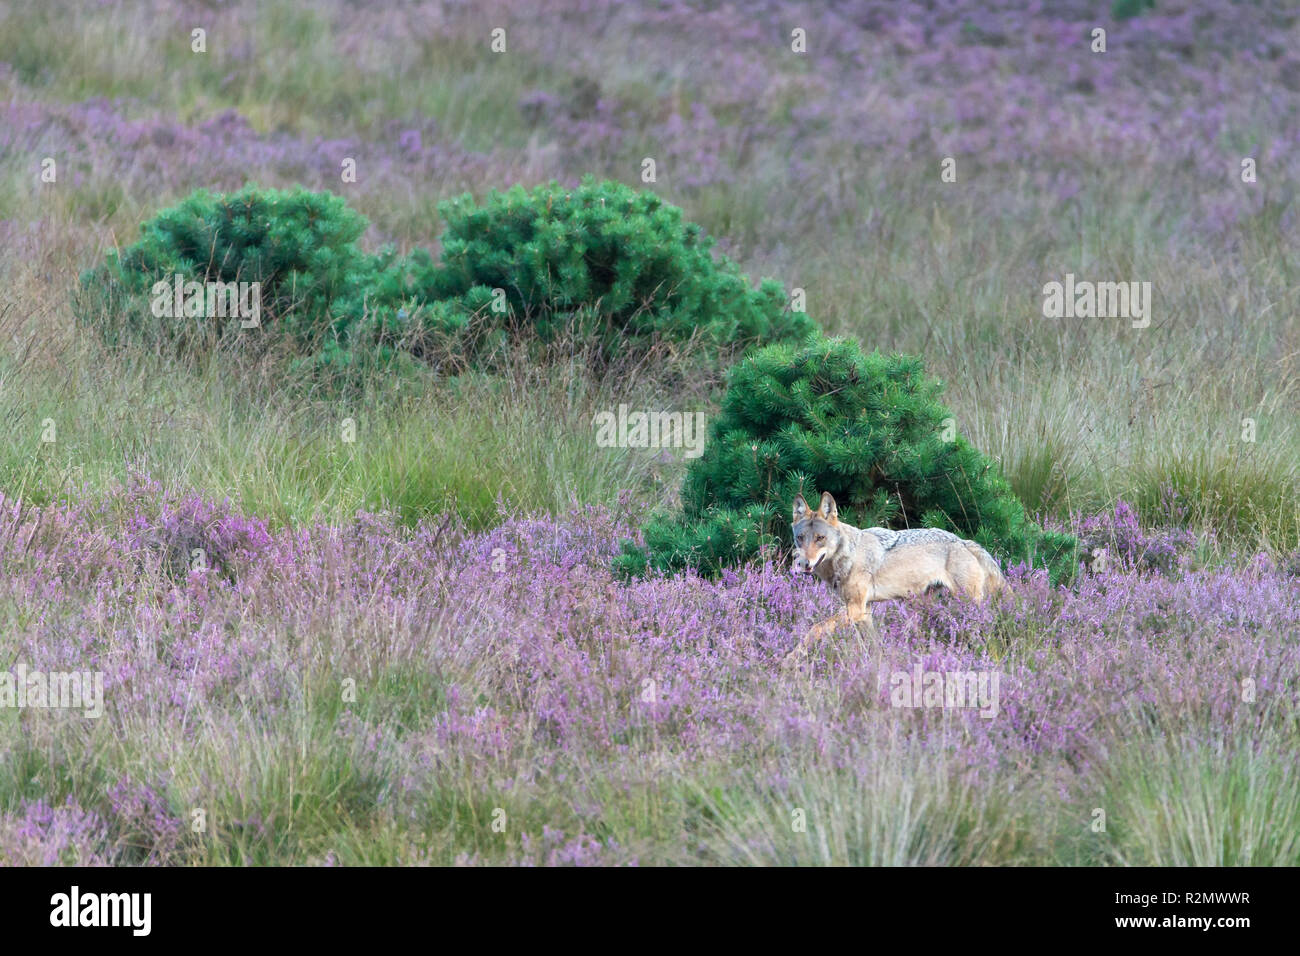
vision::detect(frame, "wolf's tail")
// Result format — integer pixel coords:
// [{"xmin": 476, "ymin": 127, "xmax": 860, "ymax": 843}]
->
[{"xmin": 964, "ymin": 541, "xmax": 1007, "ymax": 595}]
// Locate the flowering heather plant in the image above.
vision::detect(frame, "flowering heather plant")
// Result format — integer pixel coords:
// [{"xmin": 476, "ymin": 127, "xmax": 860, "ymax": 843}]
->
[
  {"xmin": 120, "ymin": 474, "xmax": 274, "ymax": 584},
  {"xmin": 1075, "ymin": 499, "xmax": 1200, "ymax": 575},
  {"xmin": 0, "ymin": 98, "xmax": 499, "ymax": 227},
  {"xmin": 0, "ymin": 486, "xmax": 1296, "ymax": 865},
  {"xmin": 0, "ymin": 798, "xmax": 119, "ymax": 867}
]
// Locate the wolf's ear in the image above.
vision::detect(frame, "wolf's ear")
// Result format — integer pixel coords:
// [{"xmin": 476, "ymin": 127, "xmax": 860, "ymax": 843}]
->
[
  {"xmin": 792, "ymin": 494, "xmax": 810, "ymax": 521},
  {"xmin": 819, "ymin": 491, "xmax": 839, "ymax": 524}
]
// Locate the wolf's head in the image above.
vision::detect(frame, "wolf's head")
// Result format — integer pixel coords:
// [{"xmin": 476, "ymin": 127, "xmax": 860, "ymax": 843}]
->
[{"xmin": 791, "ymin": 492, "xmax": 844, "ymax": 575}]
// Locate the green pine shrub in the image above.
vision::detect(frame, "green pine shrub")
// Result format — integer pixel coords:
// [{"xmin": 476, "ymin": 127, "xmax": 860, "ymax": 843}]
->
[
  {"xmin": 74, "ymin": 184, "xmax": 394, "ymax": 368},
  {"xmin": 614, "ymin": 334, "xmax": 1079, "ymax": 583},
  {"xmin": 77, "ymin": 179, "xmax": 813, "ymax": 379},
  {"xmin": 410, "ymin": 176, "xmax": 815, "ymax": 362}
]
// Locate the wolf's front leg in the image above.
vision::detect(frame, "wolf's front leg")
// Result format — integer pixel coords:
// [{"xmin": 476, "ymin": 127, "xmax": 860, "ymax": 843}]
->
[
  {"xmin": 781, "ymin": 611, "xmax": 846, "ymax": 668},
  {"xmin": 782, "ymin": 577, "xmax": 874, "ymax": 667},
  {"xmin": 782, "ymin": 599, "xmax": 874, "ymax": 668},
  {"xmin": 851, "ymin": 602, "xmax": 878, "ymax": 640}
]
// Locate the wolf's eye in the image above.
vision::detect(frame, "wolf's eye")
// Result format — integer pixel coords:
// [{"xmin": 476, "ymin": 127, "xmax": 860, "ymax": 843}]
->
[{"xmin": 815, "ymin": 534, "xmax": 825, "ymax": 542}]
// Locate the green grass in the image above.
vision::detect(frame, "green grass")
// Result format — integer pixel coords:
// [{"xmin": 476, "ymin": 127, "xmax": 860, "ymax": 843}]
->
[
  {"xmin": 684, "ymin": 726, "xmax": 1049, "ymax": 865},
  {"xmin": 0, "ymin": 1, "xmax": 551, "ymax": 152},
  {"xmin": 3, "ymin": 204, "xmax": 1296, "ymax": 559},
  {"xmin": 0, "ymin": 339, "xmax": 679, "ymax": 529},
  {"xmin": 1090, "ymin": 727, "xmax": 1300, "ymax": 866}
]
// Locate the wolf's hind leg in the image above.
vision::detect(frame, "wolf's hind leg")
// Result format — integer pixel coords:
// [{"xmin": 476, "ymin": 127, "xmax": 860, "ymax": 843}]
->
[{"xmin": 947, "ymin": 547, "xmax": 984, "ymax": 601}]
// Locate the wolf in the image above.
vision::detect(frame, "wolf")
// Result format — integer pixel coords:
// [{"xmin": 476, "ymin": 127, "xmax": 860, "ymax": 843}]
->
[{"xmin": 783, "ymin": 492, "xmax": 1006, "ymax": 665}]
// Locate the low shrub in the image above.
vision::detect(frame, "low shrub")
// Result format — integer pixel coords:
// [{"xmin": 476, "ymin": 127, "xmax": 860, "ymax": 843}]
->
[
  {"xmin": 76, "ymin": 179, "xmax": 814, "ymax": 380},
  {"xmin": 74, "ymin": 184, "xmax": 380, "ymax": 365},
  {"xmin": 615, "ymin": 334, "xmax": 1078, "ymax": 583}
]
